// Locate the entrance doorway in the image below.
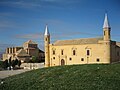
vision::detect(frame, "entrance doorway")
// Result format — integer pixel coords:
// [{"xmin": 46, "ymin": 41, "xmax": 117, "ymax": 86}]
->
[{"xmin": 61, "ymin": 59, "xmax": 65, "ymax": 65}]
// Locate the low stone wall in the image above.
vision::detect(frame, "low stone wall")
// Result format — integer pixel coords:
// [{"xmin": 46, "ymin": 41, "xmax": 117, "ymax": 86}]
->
[{"xmin": 21, "ymin": 63, "xmax": 44, "ymax": 70}]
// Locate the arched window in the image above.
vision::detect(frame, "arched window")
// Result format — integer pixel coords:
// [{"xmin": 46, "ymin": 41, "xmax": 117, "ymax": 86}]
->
[
  {"xmin": 53, "ymin": 50, "xmax": 55, "ymax": 55},
  {"xmin": 61, "ymin": 50, "xmax": 64, "ymax": 55},
  {"xmin": 104, "ymin": 31, "xmax": 105, "ymax": 36},
  {"xmin": 87, "ymin": 50, "xmax": 90, "ymax": 56},
  {"xmin": 52, "ymin": 48, "xmax": 56, "ymax": 55},
  {"xmin": 73, "ymin": 50, "xmax": 76, "ymax": 55}
]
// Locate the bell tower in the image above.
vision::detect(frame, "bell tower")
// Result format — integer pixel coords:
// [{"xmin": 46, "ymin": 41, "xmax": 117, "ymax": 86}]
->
[
  {"xmin": 103, "ymin": 13, "xmax": 111, "ymax": 41},
  {"xmin": 103, "ymin": 13, "xmax": 111, "ymax": 63},
  {"xmin": 44, "ymin": 25, "xmax": 50, "ymax": 67}
]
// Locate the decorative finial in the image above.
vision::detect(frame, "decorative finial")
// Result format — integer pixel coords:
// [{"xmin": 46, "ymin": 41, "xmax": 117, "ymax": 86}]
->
[
  {"xmin": 103, "ymin": 13, "xmax": 110, "ymax": 28},
  {"xmin": 44, "ymin": 24, "xmax": 50, "ymax": 36}
]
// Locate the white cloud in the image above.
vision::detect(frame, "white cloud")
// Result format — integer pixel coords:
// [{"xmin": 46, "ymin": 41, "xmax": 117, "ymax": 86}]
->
[
  {"xmin": 0, "ymin": 0, "xmax": 80, "ymax": 9},
  {"xmin": 0, "ymin": 1, "xmax": 41, "ymax": 9}
]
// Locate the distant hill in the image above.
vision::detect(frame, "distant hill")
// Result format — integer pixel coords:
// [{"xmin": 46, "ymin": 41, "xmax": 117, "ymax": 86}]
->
[{"xmin": 0, "ymin": 64, "xmax": 120, "ymax": 90}]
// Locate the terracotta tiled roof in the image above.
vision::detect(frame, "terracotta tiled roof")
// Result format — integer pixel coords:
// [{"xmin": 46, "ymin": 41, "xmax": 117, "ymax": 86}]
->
[
  {"xmin": 16, "ymin": 49, "xmax": 30, "ymax": 57},
  {"xmin": 24, "ymin": 40, "xmax": 37, "ymax": 44},
  {"xmin": 53, "ymin": 37, "xmax": 103, "ymax": 46}
]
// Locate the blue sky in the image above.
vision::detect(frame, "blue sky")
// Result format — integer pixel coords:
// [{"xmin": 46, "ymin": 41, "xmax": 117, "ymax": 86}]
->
[{"xmin": 0, "ymin": 0, "xmax": 120, "ymax": 52}]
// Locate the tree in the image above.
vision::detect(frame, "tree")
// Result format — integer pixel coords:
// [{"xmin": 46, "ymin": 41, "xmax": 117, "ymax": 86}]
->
[
  {"xmin": 8, "ymin": 57, "xmax": 12, "ymax": 70},
  {"xmin": 18, "ymin": 60, "xmax": 21, "ymax": 67},
  {"xmin": 14, "ymin": 59, "xmax": 18, "ymax": 65},
  {"xmin": 32, "ymin": 56, "xmax": 37, "ymax": 63},
  {"xmin": 11, "ymin": 60, "xmax": 16, "ymax": 69},
  {"xmin": 11, "ymin": 59, "xmax": 19, "ymax": 70},
  {"xmin": 3, "ymin": 59, "xmax": 9, "ymax": 69},
  {"xmin": 0, "ymin": 61, "xmax": 3, "ymax": 68}
]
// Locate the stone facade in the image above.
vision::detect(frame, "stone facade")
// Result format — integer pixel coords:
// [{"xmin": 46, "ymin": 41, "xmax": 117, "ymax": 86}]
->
[
  {"xmin": 44, "ymin": 14, "xmax": 120, "ymax": 67},
  {"xmin": 3, "ymin": 40, "xmax": 44, "ymax": 62}
]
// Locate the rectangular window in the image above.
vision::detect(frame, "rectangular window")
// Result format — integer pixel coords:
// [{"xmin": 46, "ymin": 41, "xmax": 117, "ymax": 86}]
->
[
  {"xmin": 81, "ymin": 58, "xmax": 84, "ymax": 61},
  {"xmin": 53, "ymin": 57, "xmax": 55, "ymax": 59},
  {"xmin": 104, "ymin": 31, "xmax": 105, "ymax": 36},
  {"xmin": 69, "ymin": 58, "xmax": 72, "ymax": 60},
  {"xmin": 87, "ymin": 50, "xmax": 90, "ymax": 56},
  {"xmin": 73, "ymin": 50, "xmax": 76, "ymax": 55},
  {"xmin": 108, "ymin": 31, "xmax": 110, "ymax": 36},
  {"xmin": 96, "ymin": 58, "xmax": 100, "ymax": 62},
  {"xmin": 53, "ymin": 50, "xmax": 55, "ymax": 55}
]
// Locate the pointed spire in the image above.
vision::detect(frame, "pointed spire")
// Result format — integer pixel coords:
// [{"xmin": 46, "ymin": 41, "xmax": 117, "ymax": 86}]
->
[
  {"xmin": 44, "ymin": 24, "xmax": 50, "ymax": 36},
  {"xmin": 103, "ymin": 13, "xmax": 110, "ymax": 28}
]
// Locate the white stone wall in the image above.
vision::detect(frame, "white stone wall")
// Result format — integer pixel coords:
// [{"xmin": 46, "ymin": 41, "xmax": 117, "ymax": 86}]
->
[{"xmin": 21, "ymin": 63, "xmax": 44, "ymax": 69}]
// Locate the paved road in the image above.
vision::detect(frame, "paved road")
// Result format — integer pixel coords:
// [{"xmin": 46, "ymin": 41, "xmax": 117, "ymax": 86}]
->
[
  {"xmin": 0, "ymin": 69, "xmax": 31, "ymax": 79},
  {"xmin": 0, "ymin": 63, "xmax": 44, "ymax": 79}
]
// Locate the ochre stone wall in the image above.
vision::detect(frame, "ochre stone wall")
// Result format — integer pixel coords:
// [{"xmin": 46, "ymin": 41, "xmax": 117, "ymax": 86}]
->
[
  {"xmin": 46, "ymin": 40, "xmax": 120, "ymax": 67},
  {"xmin": 49, "ymin": 43, "xmax": 109, "ymax": 66}
]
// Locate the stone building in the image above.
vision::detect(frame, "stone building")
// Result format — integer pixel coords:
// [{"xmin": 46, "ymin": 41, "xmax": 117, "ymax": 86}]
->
[
  {"xmin": 44, "ymin": 14, "xmax": 120, "ymax": 67},
  {"xmin": 3, "ymin": 40, "xmax": 44, "ymax": 62}
]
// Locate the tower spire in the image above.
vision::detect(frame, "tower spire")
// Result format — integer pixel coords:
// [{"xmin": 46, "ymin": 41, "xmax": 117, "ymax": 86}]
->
[
  {"xmin": 103, "ymin": 13, "xmax": 111, "ymax": 41},
  {"xmin": 44, "ymin": 24, "xmax": 50, "ymax": 36},
  {"xmin": 103, "ymin": 13, "xmax": 110, "ymax": 28}
]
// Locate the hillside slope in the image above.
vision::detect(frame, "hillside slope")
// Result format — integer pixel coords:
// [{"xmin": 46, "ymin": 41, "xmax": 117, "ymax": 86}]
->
[{"xmin": 0, "ymin": 64, "xmax": 120, "ymax": 90}]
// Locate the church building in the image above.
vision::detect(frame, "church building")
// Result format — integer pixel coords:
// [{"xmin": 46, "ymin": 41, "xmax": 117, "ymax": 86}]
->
[
  {"xmin": 3, "ymin": 40, "xmax": 44, "ymax": 63},
  {"xmin": 44, "ymin": 14, "xmax": 120, "ymax": 67}
]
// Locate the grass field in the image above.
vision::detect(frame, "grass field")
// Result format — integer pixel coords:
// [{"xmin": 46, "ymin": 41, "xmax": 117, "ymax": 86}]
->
[{"xmin": 0, "ymin": 64, "xmax": 120, "ymax": 90}]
